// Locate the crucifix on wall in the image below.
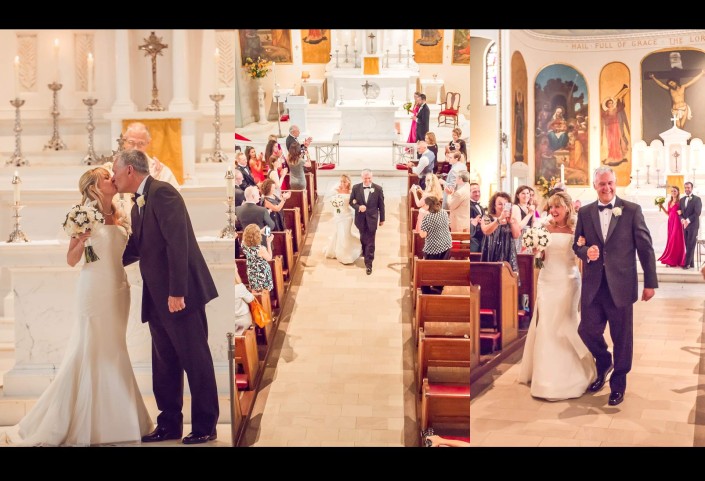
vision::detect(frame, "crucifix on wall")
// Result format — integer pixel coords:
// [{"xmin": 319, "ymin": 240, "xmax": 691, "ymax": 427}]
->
[
  {"xmin": 139, "ymin": 31, "xmax": 169, "ymax": 112},
  {"xmin": 368, "ymin": 32, "xmax": 376, "ymax": 54}
]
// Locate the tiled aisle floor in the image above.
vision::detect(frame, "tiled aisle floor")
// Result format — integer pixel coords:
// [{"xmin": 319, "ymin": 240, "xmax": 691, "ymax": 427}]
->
[{"xmin": 470, "ymin": 282, "xmax": 705, "ymax": 447}]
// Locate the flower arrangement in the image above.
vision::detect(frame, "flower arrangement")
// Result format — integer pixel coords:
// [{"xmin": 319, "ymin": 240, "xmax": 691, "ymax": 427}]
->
[
  {"xmin": 654, "ymin": 196, "xmax": 666, "ymax": 206},
  {"xmin": 403, "ymin": 101, "xmax": 412, "ymax": 114},
  {"xmin": 62, "ymin": 201, "xmax": 105, "ymax": 263},
  {"xmin": 243, "ymin": 56, "xmax": 271, "ymax": 79},
  {"xmin": 331, "ymin": 195, "xmax": 345, "ymax": 214},
  {"xmin": 521, "ymin": 225, "xmax": 551, "ymax": 268},
  {"xmin": 536, "ymin": 176, "xmax": 559, "ymax": 199}
]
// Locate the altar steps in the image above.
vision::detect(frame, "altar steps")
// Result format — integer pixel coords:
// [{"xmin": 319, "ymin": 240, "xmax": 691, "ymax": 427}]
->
[{"xmin": 638, "ymin": 264, "xmax": 704, "ymax": 284}]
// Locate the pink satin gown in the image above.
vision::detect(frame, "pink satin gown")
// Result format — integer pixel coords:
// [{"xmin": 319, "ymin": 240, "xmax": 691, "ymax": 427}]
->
[{"xmin": 658, "ymin": 202, "xmax": 686, "ymax": 267}]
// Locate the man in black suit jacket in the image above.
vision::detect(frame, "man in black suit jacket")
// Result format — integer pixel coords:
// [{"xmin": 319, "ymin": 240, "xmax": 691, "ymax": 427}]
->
[
  {"xmin": 235, "ymin": 186, "xmax": 275, "ymax": 233},
  {"xmin": 468, "ymin": 182, "xmax": 485, "ymax": 252},
  {"xmin": 573, "ymin": 167, "xmax": 658, "ymax": 407},
  {"xmin": 235, "ymin": 152, "xmax": 257, "ymax": 188},
  {"xmin": 232, "ymin": 169, "xmax": 246, "ymax": 207},
  {"xmin": 679, "ymin": 181, "xmax": 702, "ymax": 269},
  {"xmin": 286, "ymin": 125, "xmax": 301, "ymax": 152},
  {"xmin": 350, "ymin": 169, "xmax": 385, "ymax": 275},
  {"xmin": 415, "ymin": 93, "xmax": 430, "ymax": 143},
  {"xmin": 112, "ymin": 150, "xmax": 219, "ymax": 445}
]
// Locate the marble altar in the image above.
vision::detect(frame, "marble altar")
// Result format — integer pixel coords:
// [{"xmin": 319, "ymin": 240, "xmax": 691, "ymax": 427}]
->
[{"xmin": 337, "ymin": 100, "xmax": 399, "ymax": 142}]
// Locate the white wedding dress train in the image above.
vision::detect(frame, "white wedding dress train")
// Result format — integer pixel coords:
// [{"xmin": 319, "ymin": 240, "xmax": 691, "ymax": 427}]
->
[
  {"xmin": 323, "ymin": 193, "xmax": 361, "ymax": 265},
  {"xmin": 518, "ymin": 233, "xmax": 596, "ymax": 401},
  {"xmin": 1, "ymin": 224, "xmax": 153, "ymax": 446}
]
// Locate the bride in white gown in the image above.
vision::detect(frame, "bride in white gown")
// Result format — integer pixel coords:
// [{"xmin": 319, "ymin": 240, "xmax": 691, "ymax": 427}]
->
[
  {"xmin": 324, "ymin": 174, "xmax": 362, "ymax": 265},
  {"xmin": 518, "ymin": 191, "xmax": 596, "ymax": 401},
  {"xmin": 2, "ymin": 166, "xmax": 153, "ymax": 446}
]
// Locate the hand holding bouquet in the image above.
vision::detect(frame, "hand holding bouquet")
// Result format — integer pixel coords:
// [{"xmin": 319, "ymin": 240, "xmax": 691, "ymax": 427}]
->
[
  {"xmin": 62, "ymin": 201, "xmax": 105, "ymax": 263},
  {"xmin": 654, "ymin": 196, "xmax": 666, "ymax": 207},
  {"xmin": 331, "ymin": 195, "xmax": 345, "ymax": 214},
  {"xmin": 521, "ymin": 225, "xmax": 551, "ymax": 268}
]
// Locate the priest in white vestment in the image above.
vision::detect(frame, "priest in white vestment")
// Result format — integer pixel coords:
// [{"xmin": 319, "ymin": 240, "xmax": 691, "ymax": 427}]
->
[{"xmin": 123, "ymin": 121, "xmax": 180, "ymax": 190}]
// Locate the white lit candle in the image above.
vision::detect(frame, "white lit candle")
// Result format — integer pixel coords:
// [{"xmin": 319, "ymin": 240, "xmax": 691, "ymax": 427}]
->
[
  {"xmin": 53, "ymin": 38, "xmax": 60, "ymax": 82},
  {"xmin": 272, "ymin": 61, "xmax": 278, "ymax": 88},
  {"xmin": 13, "ymin": 171, "xmax": 20, "ymax": 204},
  {"xmin": 352, "ymin": 32, "xmax": 357, "ymax": 50},
  {"xmin": 13, "ymin": 55, "xmax": 20, "ymax": 99},
  {"xmin": 560, "ymin": 163, "xmax": 565, "ymax": 184},
  {"xmin": 87, "ymin": 53, "xmax": 94, "ymax": 95},
  {"xmin": 225, "ymin": 167, "xmax": 234, "ymax": 199},
  {"xmin": 213, "ymin": 47, "xmax": 220, "ymax": 93}
]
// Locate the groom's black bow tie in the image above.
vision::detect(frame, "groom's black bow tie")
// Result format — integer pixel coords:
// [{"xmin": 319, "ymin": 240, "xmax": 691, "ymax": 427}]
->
[
  {"xmin": 364, "ymin": 186, "xmax": 372, "ymax": 190},
  {"xmin": 134, "ymin": 192, "xmax": 141, "ymax": 200},
  {"xmin": 598, "ymin": 203, "xmax": 613, "ymax": 212}
]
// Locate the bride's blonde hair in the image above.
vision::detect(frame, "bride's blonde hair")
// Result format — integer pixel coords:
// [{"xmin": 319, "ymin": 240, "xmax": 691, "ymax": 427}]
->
[
  {"xmin": 78, "ymin": 166, "xmax": 129, "ymax": 230},
  {"xmin": 338, "ymin": 174, "xmax": 351, "ymax": 192},
  {"xmin": 547, "ymin": 191, "xmax": 576, "ymax": 229}
]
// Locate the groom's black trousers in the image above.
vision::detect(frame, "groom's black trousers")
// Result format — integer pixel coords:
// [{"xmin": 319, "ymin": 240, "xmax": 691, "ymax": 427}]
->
[
  {"xmin": 146, "ymin": 293, "xmax": 219, "ymax": 436},
  {"xmin": 359, "ymin": 225, "xmax": 377, "ymax": 268},
  {"xmin": 578, "ymin": 273, "xmax": 633, "ymax": 393}
]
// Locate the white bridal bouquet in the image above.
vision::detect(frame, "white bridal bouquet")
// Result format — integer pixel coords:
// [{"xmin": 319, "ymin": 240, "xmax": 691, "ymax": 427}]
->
[
  {"xmin": 331, "ymin": 195, "xmax": 345, "ymax": 214},
  {"xmin": 521, "ymin": 225, "xmax": 551, "ymax": 268},
  {"xmin": 62, "ymin": 201, "xmax": 105, "ymax": 263}
]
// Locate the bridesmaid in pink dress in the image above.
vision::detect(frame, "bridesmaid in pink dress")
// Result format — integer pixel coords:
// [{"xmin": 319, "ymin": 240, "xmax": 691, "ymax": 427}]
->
[
  {"xmin": 407, "ymin": 92, "xmax": 422, "ymax": 144},
  {"xmin": 658, "ymin": 185, "xmax": 686, "ymax": 267}
]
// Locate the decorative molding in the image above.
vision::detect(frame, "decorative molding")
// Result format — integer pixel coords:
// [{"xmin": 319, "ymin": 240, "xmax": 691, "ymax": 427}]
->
[
  {"xmin": 74, "ymin": 33, "xmax": 95, "ymax": 92},
  {"xmin": 523, "ymin": 29, "xmax": 700, "ymax": 42},
  {"xmin": 16, "ymin": 34, "xmax": 37, "ymax": 92},
  {"xmin": 216, "ymin": 30, "xmax": 235, "ymax": 88}
]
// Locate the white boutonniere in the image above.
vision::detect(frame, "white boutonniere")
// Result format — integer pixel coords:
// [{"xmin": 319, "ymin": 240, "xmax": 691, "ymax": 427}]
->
[
  {"xmin": 369, "ymin": 188, "xmax": 375, "ymax": 194},
  {"xmin": 136, "ymin": 196, "xmax": 146, "ymax": 208},
  {"xmin": 612, "ymin": 206, "xmax": 622, "ymax": 217}
]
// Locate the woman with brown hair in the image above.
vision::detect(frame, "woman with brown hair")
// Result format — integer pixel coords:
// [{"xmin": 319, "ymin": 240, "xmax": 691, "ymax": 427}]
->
[
  {"xmin": 480, "ymin": 191, "xmax": 521, "ymax": 273},
  {"xmin": 419, "ymin": 195, "xmax": 452, "ymax": 294},
  {"xmin": 242, "ymin": 223, "xmax": 274, "ymax": 293},
  {"xmin": 1, "ymin": 166, "xmax": 153, "ymax": 446},
  {"xmin": 245, "ymin": 146, "xmax": 266, "ymax": 184},
  {"xmin": 261, "ymin": 178, "xmax": 291, "ymax": 232},
  {"xmin": 287, "ymin": 143, "xmax": 311, "ymax": 190}
]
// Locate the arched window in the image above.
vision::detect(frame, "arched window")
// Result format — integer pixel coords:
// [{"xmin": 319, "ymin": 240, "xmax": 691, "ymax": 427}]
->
[{"xmin": 485, "ymin": 42, "xmax": 497, "ymax": 106}]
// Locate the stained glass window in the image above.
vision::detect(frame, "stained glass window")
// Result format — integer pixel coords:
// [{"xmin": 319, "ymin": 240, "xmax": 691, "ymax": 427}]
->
[{"xmin": 486, "ymin": 42, "xmax": 497, "ymax": 106}]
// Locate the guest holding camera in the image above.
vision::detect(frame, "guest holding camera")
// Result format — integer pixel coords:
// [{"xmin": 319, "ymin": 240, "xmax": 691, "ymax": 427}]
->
[{"xmin": 480, "ymin": 191, "xmax": 521, "ymax": 273}]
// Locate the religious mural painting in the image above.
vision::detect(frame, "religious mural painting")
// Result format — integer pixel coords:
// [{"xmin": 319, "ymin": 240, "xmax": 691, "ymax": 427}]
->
[
  {"xmin": 452, "ymin": 29, "xmax": 470, "ymax": 65},
  {"xmin": 511, "ymin": 51, "xmax": 527, "ymax": 164},
  {"xmin": 301, "ymin": 29, "xmax": 331, "ymax": 64},
  {"xmin": 534, "ymin": 64, "xmax": 589, "ymax": 185},
  {"xmin": 642, "ymin": 48, "xmax": 705, "ymax": 142},
  {"xmin": 239, "ymin": 29, "xmax": 292, "ymax": 64},
  {"xmin": 413, "ymin": 30, "xmax": 444, "ymax": 64},
  {"xmin": 599, "ymin": 62, "xmax": 632, "ymax": 186}
]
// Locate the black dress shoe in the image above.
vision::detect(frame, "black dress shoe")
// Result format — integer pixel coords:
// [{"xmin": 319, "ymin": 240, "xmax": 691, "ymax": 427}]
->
[
  {"xmin": 608, "ymin": 391, "xmax": 625, "ymax": 406},
  {"xmin": 182, "ymin": 432, "xmax": 217, "ymax": 445},
  {"xmin": 588, "ymin": 364, "xmax": 614, "ymax": 393},
  {"xmin": 141, "ymin": 426, "xmax": 183, "ymax": 443},
  {"xmin": 366, "ymin": 267, "xmax": 372, "ymax": 275}
]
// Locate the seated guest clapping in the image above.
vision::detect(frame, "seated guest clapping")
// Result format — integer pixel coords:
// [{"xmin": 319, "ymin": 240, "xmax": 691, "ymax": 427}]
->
[{"xmin": 261, "ymin": 178, "xmax": 291, "ymax": 232}]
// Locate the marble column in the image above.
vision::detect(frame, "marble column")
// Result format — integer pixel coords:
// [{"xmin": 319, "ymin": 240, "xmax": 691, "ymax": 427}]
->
[
  {"xmin": 168, "ymin": 29, "xmax": 194, "ymax": 112},
  {"xmin": 110, "ymin": 29, "xmax": 137, "ymax": 113}
]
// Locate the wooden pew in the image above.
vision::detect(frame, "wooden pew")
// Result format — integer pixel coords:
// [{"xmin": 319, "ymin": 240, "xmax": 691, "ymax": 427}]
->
[
  {"xmin": 449, "ymin": 232, "xmax": 472, "ymax": 260},
  {"xmin": 235, "ymin": 256, "xmax": 286, "ymax": 312},
  {"xmin": 468, "ymin": 261, "xmax": 519, "ymax": 352},
  {"xmin": 410, "ymin": 232, "xmax": 471, "ymax": 284},
  {"xmin": 271, "ymin": 230, "xmax": 295, "ymax": 282},
  {"xmin": 304, "ymin": 158, "xmax": 318, "ymax": 203},
  {"xmin": 516, "ymin": 253, "xmax": 536, "ymax": 327},
  {"xmin": 284, "ymin": 189, "xmax": 310, "ymax": 233},
  {"xmin": 420, "ymin": 378, "xmax": 470, "ymax": 434},
  {"xmin": 283, "ymin": 207, "xmax": 303, "ymax": 254},
  {"xmin": 252, "ymin": 290, "xmax": 275, "ymax": 347},
  {"xmin": 407, "ymin": 171, "xmax": 420, "ymax": 195},
  {"xmin": 305, "ymin": 172, "xmax": 316, "ymax": 216},
  {"xmin": 234, "ymin": 327, "xmax": 260, "ymax": 391},
  {"xmin": 414, "ymin": 287, "xmax": 481, "ymax": 371},
  {"xmin": 412, "ymin": 258, "xmax": 471, "ymax": 310},
  {"xmin": 417, "ymin": 330, "xmax": 472, "ymax": 393}
]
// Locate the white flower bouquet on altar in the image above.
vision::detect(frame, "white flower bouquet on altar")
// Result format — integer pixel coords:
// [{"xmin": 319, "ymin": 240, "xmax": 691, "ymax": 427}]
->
[
  {"xmin": 331, "ymin": 195, "xmax": 345, "ymax": 214},
  {"xmin": 62, "ymin": 201, "xmax": 105, "ymax": 263},
  {"xmin": 521, "ymin": 225, "xmax": 551, "ymax": 268}
]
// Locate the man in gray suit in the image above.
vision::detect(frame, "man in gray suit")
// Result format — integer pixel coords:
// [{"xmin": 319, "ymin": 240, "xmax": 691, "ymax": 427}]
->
[
  {"xmin": 235, "ymin": 186, "xmax": 275, "ymax": 233},
  {"xmin": 573, "ymin": 167, "xmax": 658, "ymax": 407}
]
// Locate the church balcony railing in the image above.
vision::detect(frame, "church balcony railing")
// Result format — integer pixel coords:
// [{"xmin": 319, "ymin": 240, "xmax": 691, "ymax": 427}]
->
[{"xmin": 392, "ymin": 141, "xmax": 418, "ymax": 166}]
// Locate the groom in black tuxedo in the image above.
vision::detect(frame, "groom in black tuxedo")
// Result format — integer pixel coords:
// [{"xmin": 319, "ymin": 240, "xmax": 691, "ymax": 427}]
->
[
  {"xmin": 112, "ymin": 150, "xmax": 220, "ymax": 444},
  {"xmin": 573, "ymin": 167, "xmax": 658, "ymax": 406},
  {"xmin": 679, "ymin": 182, "xmax": 702, "ymax": 269},
  {"xmin": 350, "ymin": 169, "xmax": 385, "ymax": 275}
]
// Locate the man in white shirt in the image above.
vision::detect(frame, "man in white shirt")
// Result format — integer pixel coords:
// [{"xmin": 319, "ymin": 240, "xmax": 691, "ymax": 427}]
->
[
  {"xmin": 407, "ymin": 141, "xmax": 435, "ymax": 190},
  {"xmin": 123, "ymin": 122, "xmax": 180, "ymax": 190}
]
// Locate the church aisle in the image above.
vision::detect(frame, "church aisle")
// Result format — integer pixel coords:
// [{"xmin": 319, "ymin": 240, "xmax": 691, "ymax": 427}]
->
[
  {"xmin": 470, "ymin": 282, "xmax": 705, "ymax": 447},
  {"xmin": 243, "ymin": 176, "xmax": 413, "ymax": 446}
]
